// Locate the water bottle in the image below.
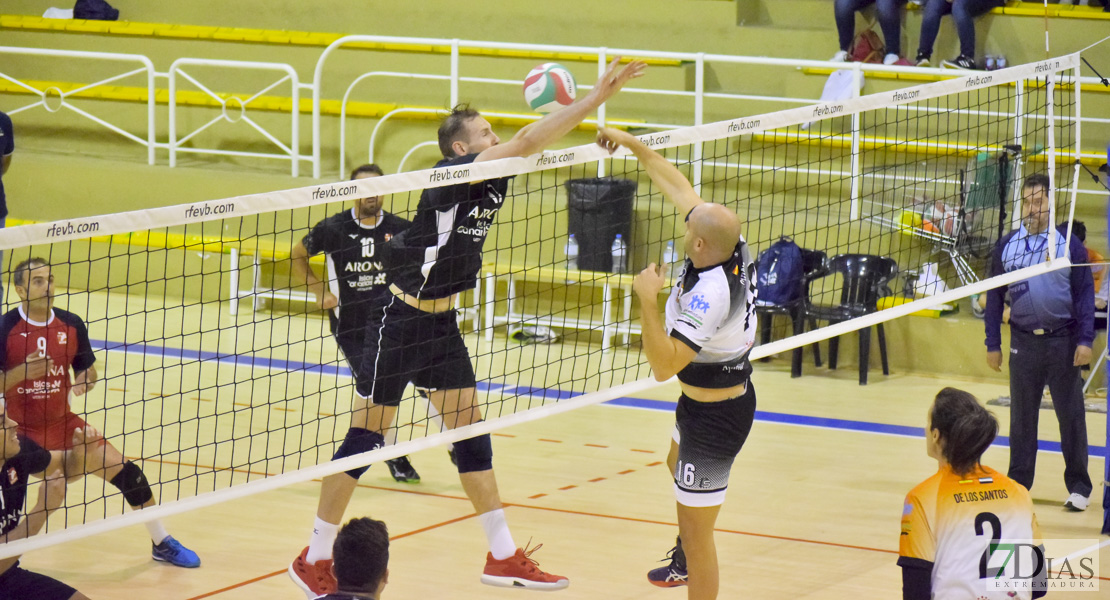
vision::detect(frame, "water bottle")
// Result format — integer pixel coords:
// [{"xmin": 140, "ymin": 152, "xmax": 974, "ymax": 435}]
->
[
  {"xmin": 985, "ymin": 56, "xmax": 997, "ymax": 71},
  {"xmin": 662, "ymin": 240, "xmax": 681, "ymax": 280},
  {"xmin": 996, "ymin": 55, "xmax": 1007, "ymax": 70},
  {"xmin": 611, "ymin": 234, "xmax": 627, "ymax": 274},
  {"xmin": 564, "ymin": 234, "xmax": 578, "ymax": 271}
]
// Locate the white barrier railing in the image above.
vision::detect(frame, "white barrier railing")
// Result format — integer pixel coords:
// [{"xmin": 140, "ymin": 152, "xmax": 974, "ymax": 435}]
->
[
  {"xmin": 168, "ymin": 58, "xmax": 304, "ymax": 176},
  {"xmin": 0, "ymin": 46, "xmax": 156, "ymax": 165},
  {"xmin": 0, "ymin": 38, "xmax": 1105, "ymax": 203}
]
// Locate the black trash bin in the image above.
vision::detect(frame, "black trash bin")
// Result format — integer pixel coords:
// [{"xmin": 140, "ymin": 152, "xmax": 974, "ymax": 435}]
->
[{"xmin": 565, "ymin": 177, "xmax": 635, "ymax": 273}]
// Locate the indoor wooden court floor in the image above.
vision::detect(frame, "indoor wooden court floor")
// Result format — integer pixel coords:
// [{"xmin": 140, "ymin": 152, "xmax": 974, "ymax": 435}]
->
[{"xmin": 12, "ymin": 290, "xmax": 1110, "ymax": 599}]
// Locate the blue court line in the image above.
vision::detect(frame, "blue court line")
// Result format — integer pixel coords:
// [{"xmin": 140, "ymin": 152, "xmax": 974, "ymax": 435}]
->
[
  {"xmin": 605, "ymin": 396, "xmax": 1109, "ymax": 459},
  {"xmin": 90, "ymin": 339, "xmax": 1107, "ymax": 459}
]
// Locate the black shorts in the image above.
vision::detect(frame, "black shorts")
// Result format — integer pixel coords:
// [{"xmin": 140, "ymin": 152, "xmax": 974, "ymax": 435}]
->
[
  {"xmin": 354, "ymin": 295, "xmax": 477, "ymax": 406},
  {"xmin": 333, "ymin": 324, "xmax": 379, "ymax": 388},
  {"xmin": 0, "ymin": 562, "xmax": 77, "ymax": 600},
  {"xmin": 672, "ymin": 383, "xmax": 756, "ymax": 507}
]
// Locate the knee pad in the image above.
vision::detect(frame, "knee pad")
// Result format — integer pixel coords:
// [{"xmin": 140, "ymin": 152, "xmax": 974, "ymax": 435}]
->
[
  {"xmin": 453, "ymin": 433, "xmax": 492, "ymax": 473},
  {"xmin": 332, "ymin": 427, "xmax": 385, "ymax": 480},
  {"xmin": 109, "ymin": 461, "xmax": 153, "ymax": 507}
]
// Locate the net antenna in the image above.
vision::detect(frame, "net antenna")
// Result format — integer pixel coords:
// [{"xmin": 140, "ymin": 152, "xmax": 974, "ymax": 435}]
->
[{"xmin": 0, "ymin": 52, "xmax": 1084, "ymax": 559}]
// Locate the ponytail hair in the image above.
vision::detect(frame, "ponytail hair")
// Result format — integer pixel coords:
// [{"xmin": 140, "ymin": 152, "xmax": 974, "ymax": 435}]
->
[{"xmin": 929, "ymin": 387, "xmax": 998, "ymax": 476}]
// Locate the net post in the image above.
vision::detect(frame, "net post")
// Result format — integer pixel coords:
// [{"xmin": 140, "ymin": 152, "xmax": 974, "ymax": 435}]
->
[
  {"xmin": 692, "ymin": 53, "xmax": 705, "ymax": 196},
  {"xmin": 1046, "ymin": 70, "xmax": 1057, "ymax": 261},
  {"xmin": 1064, "ymin": 63, "xmax": 1082, "ymax": 243},
  {"xmin": 1011, "ymin": 78, "xmax": 1026, "ymax": 231},
  {"xmin": 849, "ymin": 63, "xmax": 863, "ymax": 220}
]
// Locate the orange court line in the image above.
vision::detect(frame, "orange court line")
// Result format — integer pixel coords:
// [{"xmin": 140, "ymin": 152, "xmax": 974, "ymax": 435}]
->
[
  {"xmin": 584, "ymin": 443, "xmax": 608, "ymax": 448},
  {"xmin": 617, "ymin": 469, "xmax": 635, "ymax": 474},
  {"xmin": 631, "ymin": 448, "xmax": 655, "ymax": 453},
  {"xmin": 539, "ymin": 438, "xmax": 563, "ymax": 443},
  {"xmin": 127, "ymin": 455, "xmax": 273, "ymax": 478},
  {"xmin": 646, "ymin": 461, "xmax": 663, "ymax": 467}
]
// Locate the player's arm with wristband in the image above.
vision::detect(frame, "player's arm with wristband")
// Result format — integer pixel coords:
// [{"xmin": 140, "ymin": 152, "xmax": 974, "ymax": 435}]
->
[
  {"xmin": 596, "ymin": 127, "xmax": 702, "ymax": 216},
  {"xmin": 475, "ymin": 58, "xmax": 645, "ymax": 163}
]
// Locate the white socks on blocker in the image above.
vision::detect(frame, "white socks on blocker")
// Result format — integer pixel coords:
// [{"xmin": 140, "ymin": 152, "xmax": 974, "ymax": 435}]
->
[
  {"xmin": 479, "ymin": 508, "xmax": 516, "ymax": 560},
  {"xmin": 307, "ymin": 517, "xmax": 340, "ymax": 563}
]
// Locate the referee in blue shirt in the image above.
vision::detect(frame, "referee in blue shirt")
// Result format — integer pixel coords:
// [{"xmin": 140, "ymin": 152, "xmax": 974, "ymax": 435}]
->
[{"xmin": 985, "ymin": 173, "xmax": 1094, "ymax": 511}]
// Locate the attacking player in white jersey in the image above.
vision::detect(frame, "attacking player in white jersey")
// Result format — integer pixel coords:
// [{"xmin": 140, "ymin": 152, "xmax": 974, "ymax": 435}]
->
[
  {"xmin": 597, "ymin": 128, "xmax": 758, "ymax": 600},
  {"xmin": 900, "ymin": 388, "xmax": 1045, "ymax": 600}
]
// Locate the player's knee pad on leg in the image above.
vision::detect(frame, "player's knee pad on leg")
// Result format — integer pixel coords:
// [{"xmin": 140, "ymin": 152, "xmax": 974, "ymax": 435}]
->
[
  {"xmin": 109, "ymin": 461, "xmax": 154, "ymax": 507},
  {"xmin": 453, "ymin": 434, "xmax": 492, "ymax": 473},
  {"xmin": 332, "ymin": 427, "xmax": 385, "ymax": 480}
]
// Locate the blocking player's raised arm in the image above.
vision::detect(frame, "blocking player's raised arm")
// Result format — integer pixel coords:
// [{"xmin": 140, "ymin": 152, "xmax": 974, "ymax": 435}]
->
[
  {"xmin": 474, "ymin": 58, "xmax": 645, "ymax": 163},
  {"xmin": 596, "ymin": 127, "xmax": 702, "ymax": 217}
]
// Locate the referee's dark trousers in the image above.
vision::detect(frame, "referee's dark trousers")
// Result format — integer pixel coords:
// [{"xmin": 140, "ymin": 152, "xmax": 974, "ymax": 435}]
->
[{"xmin": 1007, "ymin": 328, "xmax": 1093, "ymax": 497}]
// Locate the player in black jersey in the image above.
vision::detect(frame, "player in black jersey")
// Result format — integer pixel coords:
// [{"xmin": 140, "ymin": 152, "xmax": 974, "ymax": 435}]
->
[
  {"xmin": 0, "ymin": 403, "xmax": 102, "ymax": 600},
  {"xmin": 291, "ymin": 164, "xmax": 445, "ymax": 485},
  {"xmin": 290, "ymin": 58, "xmax": 645, "ymax": 597},
  {"xmin": 598, "ymin": 127, "xmax": 757, "ymax": 600},
  {"xmin": 291, "ymin": 164, "xmax": 453, "ymax": 583}
]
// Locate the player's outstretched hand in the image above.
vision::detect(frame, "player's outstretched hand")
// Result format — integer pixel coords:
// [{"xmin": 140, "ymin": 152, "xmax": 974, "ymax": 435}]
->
[
  {"xmin": 72, "ymin": 368, "xmax": 96, "ymax": 397},
  {"xmin": 596, "ymin": 127, "xmax": 639, "ymax": 154},
  {"xmin": 633, "ymin": 263, "xmax": 667, "ymax": 301},
  {"xmin": 23, "ymin": 352, "xmax": 53, "ymax": 381},
  {"xmin": 587, "ymin": 57, "xmax": 646, "ymax": 105}
]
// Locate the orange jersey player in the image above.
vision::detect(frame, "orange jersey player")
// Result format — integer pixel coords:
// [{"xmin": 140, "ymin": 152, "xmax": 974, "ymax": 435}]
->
[{"xmin": 899, "ymin": 387, "xmax": 1045, "ymax": 599}]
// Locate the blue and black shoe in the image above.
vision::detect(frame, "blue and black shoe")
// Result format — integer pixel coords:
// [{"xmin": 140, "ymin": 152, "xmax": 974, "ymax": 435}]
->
[
  {"xmin": 152, "ymin": 535, "xmax": 201, "ymax": 568},
  {"xmin": 647, "ymin": 536, "xmax": 687, "ymax": 588}
]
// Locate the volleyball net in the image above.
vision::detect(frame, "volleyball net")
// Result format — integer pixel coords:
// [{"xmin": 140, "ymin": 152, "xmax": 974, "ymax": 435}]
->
[{"xmin": 0, "ymin": 52, "xmax": 1085, "ymax": 557}]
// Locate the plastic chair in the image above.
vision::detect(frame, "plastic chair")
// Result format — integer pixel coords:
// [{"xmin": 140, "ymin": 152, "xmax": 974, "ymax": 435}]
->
[
  {"xmin": 755, "ymin": 248, "xmax": 827, "ymax": 378},
  {"xmin": 802, "ymin": 254, "xmax": 898, "ymax": 385}
]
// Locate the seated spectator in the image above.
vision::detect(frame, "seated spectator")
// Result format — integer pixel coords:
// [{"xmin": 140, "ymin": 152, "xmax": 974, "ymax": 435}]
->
[
  {"xmin": 316, "ymin": 517, "xmax": 390, "ymax": 600},
  {"xmin": 832, "ymin": 0, "xmax": 913, "ymax": 65},
  {"xmin": 915, "ymin": 0, "xmax": 1005, "ymax": 69}
]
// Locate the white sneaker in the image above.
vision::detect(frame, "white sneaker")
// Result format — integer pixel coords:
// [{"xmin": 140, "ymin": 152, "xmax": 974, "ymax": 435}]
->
[
  {"xmin": 883, "ymin": 53, "xmax": 899, "ymax": 65},
  {"xmin": 1063, "ymin": 493, "xmax": 1089, "ymax": 511},
  {"xmin": 830, "ymin": 50, "xmax": 849, "ymax": 63}
]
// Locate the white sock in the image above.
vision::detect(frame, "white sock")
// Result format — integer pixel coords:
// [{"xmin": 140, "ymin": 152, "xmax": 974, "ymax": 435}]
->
[
  {"xmin": 306, "ymin": 517, "xmax": 339, "ymax": 563},
  {"xmin": 146, "ymin": 520, "xmax": 170, "ymax": 545},
  {"xmin": 478, "ymin": 509, "xmax": 516, "ymax": 560}
]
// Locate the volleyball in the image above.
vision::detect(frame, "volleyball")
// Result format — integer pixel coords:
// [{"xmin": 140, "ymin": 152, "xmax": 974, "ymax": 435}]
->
[{"xmin": 523, "ymin": 63, "xmax": 576, "ymax": 114}]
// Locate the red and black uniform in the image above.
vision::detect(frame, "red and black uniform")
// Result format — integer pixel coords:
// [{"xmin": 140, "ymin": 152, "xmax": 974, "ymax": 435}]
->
[{"xmin": 0, "ymin": 307, "xmax": 96, "ymax": 450}]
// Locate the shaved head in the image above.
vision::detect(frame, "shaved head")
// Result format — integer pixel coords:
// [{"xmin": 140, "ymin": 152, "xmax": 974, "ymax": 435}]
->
[{"xmin": 685, "ymin": 203, "xmax": 741, "ymax": 266}]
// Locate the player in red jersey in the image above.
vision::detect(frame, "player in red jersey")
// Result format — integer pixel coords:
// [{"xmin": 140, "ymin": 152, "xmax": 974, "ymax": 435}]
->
[{"xmin": 0, "ymin": 257, "xmax": 200, "ymax": 568}]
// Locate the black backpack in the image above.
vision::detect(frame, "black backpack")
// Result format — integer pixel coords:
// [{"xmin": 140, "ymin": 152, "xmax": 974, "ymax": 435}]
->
[
  {"xmin": 74, "ymin": 0, "xmax": 119, "ymax": 21},
  {"xmin": 756, "ymin": 237, "xmax": 804, "ymax": 305}
]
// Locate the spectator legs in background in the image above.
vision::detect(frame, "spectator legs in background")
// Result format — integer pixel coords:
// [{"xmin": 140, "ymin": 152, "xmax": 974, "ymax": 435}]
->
[
  {"xmin": 834, "ymin": 0, "xmax": 876, "ymax": 54},
  {"xmin": 875, "ymin": 0, "xmax": 904, "ymax": 58}
]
